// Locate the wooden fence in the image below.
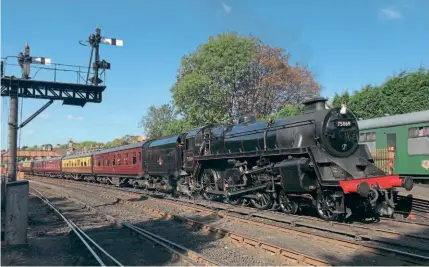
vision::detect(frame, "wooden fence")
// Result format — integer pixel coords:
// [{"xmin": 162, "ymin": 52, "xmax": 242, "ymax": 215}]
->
[{"xmin": 371, "ymin": 147, "xmax": 395, "ymax": 174}]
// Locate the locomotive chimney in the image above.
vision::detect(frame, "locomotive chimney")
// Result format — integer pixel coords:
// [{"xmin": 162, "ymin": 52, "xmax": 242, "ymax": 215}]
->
[{"xmin": 302, "ymin": 97, "xmax": 328, "ymax": 114}]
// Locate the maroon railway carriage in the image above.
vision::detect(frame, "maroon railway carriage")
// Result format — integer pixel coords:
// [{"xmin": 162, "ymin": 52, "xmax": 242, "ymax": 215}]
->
[
  {"xmin": 32, "ymin": 159, "xmax": 45, "ymax": 175},
  {"xmin": 44, "ymin": 156, "xmax": 64, "ymax": 178},
  {"xmin": 93, "ymin": 142, "xmax": 147, "ymax": 186}
]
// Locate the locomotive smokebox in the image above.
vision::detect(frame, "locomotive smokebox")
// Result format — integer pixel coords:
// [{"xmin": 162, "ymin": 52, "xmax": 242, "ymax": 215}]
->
[{"xmin": 303, "ymin": 97, "xmax": 328, "ymax": 114}]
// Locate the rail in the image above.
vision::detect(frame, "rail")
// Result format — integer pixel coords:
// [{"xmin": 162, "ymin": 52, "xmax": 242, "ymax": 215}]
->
[
  {"xmin": 30, "ymin": 187, "xmax": 123, "ymax": 266},
  {"xmin": 122, "ymin": 223, "xmax": 219, "ymax": 266}
]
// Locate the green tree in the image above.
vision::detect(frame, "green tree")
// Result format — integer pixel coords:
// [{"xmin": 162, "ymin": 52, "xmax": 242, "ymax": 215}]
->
[
  {"xmin": 343, "ymin": 68, "xmax": 429, "ymax": 119},
  {"xmin": 271, "ymin": 104, "xmax": 304, "ymax": 119},
  {"xmin": 331, "ymin": 91, "xmax": 350, "ymax": 108},
  {"xmin": 138, "ymin": 104, "xmax": 175, "ymax": 139},
  {"xmin": 171, "ymin": 33, "xmax": 257, "ymax": 126},
  {"xmin": 164, "ymin": 118, "xmax": 193, "ymax": 136},
  {"xmin": 331, "ymin": 93, "xmax": 342, "ymax": 108},
  {"xmin": 171, "ymin": 32, "xmax": 321, "ymax": 126}
]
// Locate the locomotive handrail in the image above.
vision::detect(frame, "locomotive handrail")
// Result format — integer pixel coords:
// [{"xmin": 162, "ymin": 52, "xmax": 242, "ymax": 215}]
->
[{"xmin": 225, "ymin": 120, "xmax": 316, "ymax": 139}]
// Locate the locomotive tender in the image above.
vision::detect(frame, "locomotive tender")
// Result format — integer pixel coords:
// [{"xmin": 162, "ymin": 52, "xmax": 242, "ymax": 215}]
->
[{"xmin": 19, "ymin": 98, "xmax": 413, "ymax": 221}]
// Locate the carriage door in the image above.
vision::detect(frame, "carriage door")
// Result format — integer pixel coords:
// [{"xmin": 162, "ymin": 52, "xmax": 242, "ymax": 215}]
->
[{"xmin": 385, "ymin": 133, "xmax": 396, "ymax": 174}]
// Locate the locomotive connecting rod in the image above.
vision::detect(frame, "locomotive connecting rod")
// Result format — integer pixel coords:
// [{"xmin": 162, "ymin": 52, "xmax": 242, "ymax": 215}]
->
[{"xmin": 225, "ymin": 184, "xmax": 267, "ymax": 197}]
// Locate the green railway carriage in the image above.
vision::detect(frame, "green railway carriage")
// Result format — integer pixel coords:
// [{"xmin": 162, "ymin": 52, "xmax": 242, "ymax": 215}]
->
[{"xmin": 358, "ymin": 110, "xmax": 429, "ymax": 183}]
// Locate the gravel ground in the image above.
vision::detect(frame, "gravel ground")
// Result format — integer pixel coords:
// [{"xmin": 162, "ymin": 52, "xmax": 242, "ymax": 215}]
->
[
  {"xmin": 29, "ymin": 177, "xmax": 428, "ymax": 266},
  {"xmin": 28, "ymin": 186, "xmax": 194, "ymax": 266},
  {"xmin": 30, "ymin": 181, "xmax": 286, "ymax": 266},
  {"xmin": 1, "ymin": 194, "xmax": 99, "ymax": 266},
  {"xmin": 38, "ymin": 178, "xmax": 429, "ymax": 256}
]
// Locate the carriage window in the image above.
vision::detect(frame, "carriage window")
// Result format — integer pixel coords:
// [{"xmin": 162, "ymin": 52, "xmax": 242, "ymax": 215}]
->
[
  {"xmin": 81, "ymin": 162, "xmax": 83, "ymax": 167},
  {"xmin": 408, "ymin": 126, "xmax": 429, "ymax": 155},
  {"xmin": 132, "ymin": 152, "xmax": 137, "ymax": 165},
  {"xmin": 97, "ymin": 161, "xmax": 100, "ymax": 167},
  {"xmin": 84, "ymin": 162, "xmax": 87, "ymax": 167},
  {"xmin": 112, "ymin": 155, "xmax": 116, "ymax": 165}
]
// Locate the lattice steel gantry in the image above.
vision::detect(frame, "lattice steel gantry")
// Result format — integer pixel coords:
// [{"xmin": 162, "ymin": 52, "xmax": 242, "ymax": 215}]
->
[{"xmin": 1, "ymin": 27, "xmax": 123, "ymax": 246}]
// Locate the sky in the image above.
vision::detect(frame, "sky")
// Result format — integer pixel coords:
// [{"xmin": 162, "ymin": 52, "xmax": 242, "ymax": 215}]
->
[{"xmin": 1, "ymin": 0, "xmax": 428, "ymax": 148}]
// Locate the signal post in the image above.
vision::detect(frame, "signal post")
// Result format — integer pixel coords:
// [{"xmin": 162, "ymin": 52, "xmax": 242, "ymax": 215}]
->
[{"xmin": 1, "ymin": 27, "xmax": 122, "ymax": 246}]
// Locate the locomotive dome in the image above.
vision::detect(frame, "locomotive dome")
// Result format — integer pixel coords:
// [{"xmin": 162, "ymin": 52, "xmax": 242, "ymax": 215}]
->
[{"xmin": 237, "ymin": 115, "xmax": 257, "ymax": 124}]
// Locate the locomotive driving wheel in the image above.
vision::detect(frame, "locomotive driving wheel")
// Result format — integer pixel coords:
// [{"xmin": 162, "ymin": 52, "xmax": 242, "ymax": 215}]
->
[
  {"xmin": 316, "ymin": 191, "xmax": 341, "ymax": 221},
  {"xmin": 251, "ymin": 192, "xmax": 273, "ymax": 210},
  {"xmin": 279, "ymin": 190, "xmax": 299, "ymax": 214},
  {"xmin": 224, "ymin": 169, "xmax": 244, "ymax": 205},
  {"xmin": 201, "ymin": 169, "xmax": 218, "ymax": 201}
]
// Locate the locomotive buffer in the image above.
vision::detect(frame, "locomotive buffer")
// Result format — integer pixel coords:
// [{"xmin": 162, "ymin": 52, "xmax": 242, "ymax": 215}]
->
[{"xmin": 0, "ymin": 27, "xmax": 123, "ymax": 246}]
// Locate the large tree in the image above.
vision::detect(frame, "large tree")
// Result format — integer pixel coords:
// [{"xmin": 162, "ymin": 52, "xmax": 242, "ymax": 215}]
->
[
  {"xmin": 170, "ymin": 33, "xmax": 321, "ymax": 127},
  {"xmin": 240, "ymin": 44, "xmax": 321, "ymax": 117},
  {"xmin": 331, "ymin": 68, "xmax": 429, "ymax": 119},
  {"xmin": 138, "ymin": 104, "xmax": 176, "ymax": 139}
]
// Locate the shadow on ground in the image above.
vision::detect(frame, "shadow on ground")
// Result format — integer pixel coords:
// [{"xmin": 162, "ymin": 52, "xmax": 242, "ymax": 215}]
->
[{"xmin": 1, "ymin": 194, "xmax": 225, "ymax": 266}]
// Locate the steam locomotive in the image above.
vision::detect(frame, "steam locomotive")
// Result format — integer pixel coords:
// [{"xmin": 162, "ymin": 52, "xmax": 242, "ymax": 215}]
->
[{"xmin": 20, "ymin": 98, "xmax": 414, "ymax": 221}]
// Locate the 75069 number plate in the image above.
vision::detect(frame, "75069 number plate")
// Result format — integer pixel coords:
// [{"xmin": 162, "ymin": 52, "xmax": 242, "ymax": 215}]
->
[{"xmin": 335, "ymin": 121, "xmax": 352, "ymax": 127}]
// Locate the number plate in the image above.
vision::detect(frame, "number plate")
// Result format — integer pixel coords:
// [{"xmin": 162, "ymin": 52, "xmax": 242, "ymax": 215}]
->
[{"xmin": 335, "ymin": 121, "xmax": 352, "ymax": 127}]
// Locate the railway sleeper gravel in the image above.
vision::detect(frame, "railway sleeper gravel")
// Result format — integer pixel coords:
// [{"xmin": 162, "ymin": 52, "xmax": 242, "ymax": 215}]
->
[
  {"xmin": 30, "ymin": 186, "xmax": 221, "ymax": 266},
  {"xmin": 31, "ymin": 178, "xmax": 429, "ymax": 266},
  {"xmin": 30, "ymin": 180, "xmax": 332, "ymax": 266},
  {"xmin": 31, "ymin": 177, "xmax": 429, "ymax": 254}
]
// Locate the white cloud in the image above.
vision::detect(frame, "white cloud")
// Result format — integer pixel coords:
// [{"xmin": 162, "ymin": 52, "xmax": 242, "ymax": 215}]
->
[
  {"xmin": 378, "ymin": 7, "xmax": 403, "ymax": 20},
  {"xmin": 67, "ymin": 115, "xmax": 84, "ymax": 121},
  {"xmin": 221, "ymin": 2, "xmax": 232, "ymax": 14}
]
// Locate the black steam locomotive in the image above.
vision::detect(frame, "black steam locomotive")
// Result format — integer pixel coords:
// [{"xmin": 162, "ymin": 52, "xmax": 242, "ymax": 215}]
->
[
  {"xmin": 23, "ymin": 97, "xmax": 413, "ymax": 221},
  {"xmin": 134, "ymin": 97, "xmax": 413, "ymax": 221}
]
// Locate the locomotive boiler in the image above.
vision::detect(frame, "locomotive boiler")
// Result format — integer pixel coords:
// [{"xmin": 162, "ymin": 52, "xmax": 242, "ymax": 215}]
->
[{"xmin": 174, "ymin": 97, "xmax": 413, "ymax": 220}]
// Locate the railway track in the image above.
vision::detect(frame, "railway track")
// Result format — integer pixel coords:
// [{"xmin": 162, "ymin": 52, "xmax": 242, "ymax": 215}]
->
[
  {"xmin": 30, "ymin": 178, "xmax": 329, "ymax": 266},
  {"xmin": 30, "ymin": 186, "xmax": 220, "ymax": 266},
  {"xmin": 29, "ymin": 176, "xmax": 429, "ymax": 265},
  {"xmin": 30, "ymin": 187, "xmax": 124, "ymax": 266}
]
